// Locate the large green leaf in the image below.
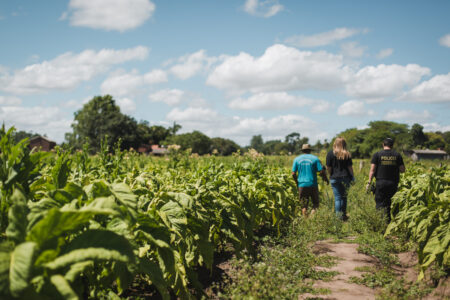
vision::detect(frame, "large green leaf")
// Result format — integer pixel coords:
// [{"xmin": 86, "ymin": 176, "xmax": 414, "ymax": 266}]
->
[
  {"xmin": 9, "ymin": 241, "xmax": 37, "ymax": 297},
  {"xmin": 44, "ymin": 248, "xmax": 129, "ymax": 270},
  {"xmin": 50, "ymin": 275, "xmax": 78, "ymax": 300},
  {"xmin": 64, "ymin": 261, "xmax": 94, "ymax": 283},
  {"xmin": 62, "ymin": 229, "xmax": 135, "ymax": 264},
  {"xmin": 0, "ymin": 242, "xmax": 14, "ymax": 296},
  {"xmin": 139, "ymin": 258, "xmax": 170, "ymax": 300},
  {"xmin": 158, "ymin": 200, "xmax": 187, "ymax": 234},
  {"xmin": 63, "ymin": 182, "xmax": 85, "ymax": 200},
  {"xmin": 6, "ymin": 189, "xmax": 29, "ymax": 244},
  {"xmin": 27, "ymin": 198, "xmax": 62, "ymax": 232},
  {"xmin": 27, "ymin": 209, "xmax": 112, "ymax": 246},
  {"xmin": 83, "ymin": 180, "xmax": 111, "ymax": 199},
  {"xmin": 110, "ymin": 182, "xmax": 137, "ymax": 210},
  {"xmin": 51, "ymin": 152, "xmax": 71, "ymax": 190}
]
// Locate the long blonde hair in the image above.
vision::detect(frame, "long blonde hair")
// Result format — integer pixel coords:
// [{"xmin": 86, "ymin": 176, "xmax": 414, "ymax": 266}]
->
[{"xmin": 333, "ymin": 137, "xmax": 351, "ymax": 160}]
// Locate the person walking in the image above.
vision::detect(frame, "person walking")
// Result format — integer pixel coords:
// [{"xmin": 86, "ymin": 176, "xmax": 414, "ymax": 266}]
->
[
  {"xmin": 326, "ymin": 137, "xmax": 354, "ymax": 221},
  {"xmin": 366, "ymin": 138, "xmax": 405, "ymax": 222},
  {"xmin": 292, "ymin": 144, "xmax": 329, "ymax": 217}
]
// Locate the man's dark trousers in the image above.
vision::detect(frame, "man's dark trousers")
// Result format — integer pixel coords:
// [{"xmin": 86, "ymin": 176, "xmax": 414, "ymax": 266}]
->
[{"xmin": 375, "ymin": 179, "xmax": 398, "ymax": 222}]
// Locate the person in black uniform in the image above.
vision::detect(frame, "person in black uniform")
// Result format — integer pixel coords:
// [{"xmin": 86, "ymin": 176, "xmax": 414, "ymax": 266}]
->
[{"xmin": 366, "ymin": 138, "xmax": 406, "ymax": 222}]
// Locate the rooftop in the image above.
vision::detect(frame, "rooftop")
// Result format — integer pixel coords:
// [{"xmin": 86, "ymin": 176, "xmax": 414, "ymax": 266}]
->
[{"xmin": 411, "ymin": 149, "xmax": 447, "ymax": 155}]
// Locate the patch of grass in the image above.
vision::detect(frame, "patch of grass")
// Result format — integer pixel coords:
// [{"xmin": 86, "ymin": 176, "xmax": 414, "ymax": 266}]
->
[
  {"xmin": 355, "ymin": 232, "xmax": 399, "ymax": 266},
  {"xmin": 350, "ymin": 267, "xmax": 434, "ymax": 299},
  {"xmin": 217, "ymin": 209, "xmax": 341, "ymax": 299},
  {"xmin": 376, "ymin": 278, "xmax": 433, "ymax": 300},
  {"xmin": 349, "ymin": 267, "xmax": 396, "ymax": 288}
]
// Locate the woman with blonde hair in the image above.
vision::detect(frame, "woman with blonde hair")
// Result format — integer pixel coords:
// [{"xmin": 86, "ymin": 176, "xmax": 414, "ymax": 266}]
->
[{"xmin": 326, "ymin": 137, "xmax": 354, "ymax": 220}]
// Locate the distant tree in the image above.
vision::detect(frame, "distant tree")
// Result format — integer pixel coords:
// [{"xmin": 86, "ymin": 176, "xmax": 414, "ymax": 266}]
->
[
  {"xmin": 334, "ymin": 121, "xmax": 411, "ymax": 158},
  {"xmin": 169, "ymin": 122, "xmax": 182, "ymax": 136},
  {"xmin": 410, "ymin": 123, "xmax": 428, "ymax": 147},
  {"xmin": 442, "ymin": 131, "xmax": 450, "ymax": 153},
  {"xmin": 211, "ymin": 137, "xmax": 241, "ymax": 156},
  {"xmin": 68, "ymin": 95, "xmax": 140, "ymax": 152},
  {"xmin": 250, "ymin": 135, "xmax": 264, "ymax": 152},
  {"xmin": 164, "ymin": 131, "xmax": 212, "ymax": 155},
  {"xmin": 424, "ymin": 132, "xmax": 445, "ymax": 150},
  {"xmin": 360, "ymin": 121, "xmax": 410, "ymax": 156},
  {"xmin": 284, "ymin": 132, "xmax": 300, "ymax": 153},
  {"xmin": 262, "ymin": 140, "xmax": 282, "ymax": 155},
  {"xmin": 148, "ymin": 125, "xmax": 171, "ymax": 145},
  {"xmin": 314, "ymin": 140, "xmax": 323, "ymax": 152},
  {"xmin": 12, "ymin": 130, "xmax": 36, "ymax": 144}
]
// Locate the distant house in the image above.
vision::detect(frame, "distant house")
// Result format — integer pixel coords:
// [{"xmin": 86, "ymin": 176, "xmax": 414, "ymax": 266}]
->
[
  {"xmin": 150, "ymin": 144, "xmax": 168, "ymax": 156},
  {"xmin": 137, "ymin": 144, "xmax": 151, "ymax": 154},
  {"xmin": 29, "ymin": 136, "xmax": 56, "ymax": 152},
  {"xmin": 406, "ymin": 149, "xmax": 448, "ymax": 161}
]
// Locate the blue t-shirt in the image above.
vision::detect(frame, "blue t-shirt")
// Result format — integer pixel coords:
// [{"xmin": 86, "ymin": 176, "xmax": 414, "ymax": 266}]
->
[{"xmin": 292, "ymin": 154, "xmax": 323, "ymax": 187}]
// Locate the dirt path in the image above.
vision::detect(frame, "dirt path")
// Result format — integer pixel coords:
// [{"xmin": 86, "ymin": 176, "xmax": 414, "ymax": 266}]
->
[{"xmin": 300, "ymin": 240, "xmax": 379, "ymax": 300}]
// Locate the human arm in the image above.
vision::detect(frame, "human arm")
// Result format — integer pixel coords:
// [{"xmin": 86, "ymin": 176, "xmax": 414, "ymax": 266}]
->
[
  {"xmin": 326, "ymin": 166, "xmax": 332, "ymax": 176},
  {"xmin": 366, "ymin": 163, "xmax": 376, "ymax": 192},
  {"xmin": 348, "ymin": 165, "xmax": 355, "ymax": 181},
  {"xmin": 320, "ymin": 169, "xmax": 329, "ymax": 185},
  {"xmin": 325, "ymin": 151, "xmax": 332, "ymax": 176},
  {"xmin": 348, "ymin": 157, "xmax": 354, "ymax": 181},
  {"xmin": 398, "ymin": 154, "xmax": 405, "ymax": 173},
  {"xmin": 292, "ymin": 171, "xmax": 297, "ymax": 184}
]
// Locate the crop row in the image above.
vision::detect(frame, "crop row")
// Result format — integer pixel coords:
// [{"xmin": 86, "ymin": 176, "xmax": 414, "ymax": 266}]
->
[
  {"xmin": 0, "ymin": 127, "xmax": 298, "ymax": 299},
  {"xmin": 385, "ymin": 163, "xmax": 449, "ymax": 280}
]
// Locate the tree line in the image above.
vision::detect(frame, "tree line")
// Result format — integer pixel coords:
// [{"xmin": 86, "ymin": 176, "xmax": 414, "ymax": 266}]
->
[{"xmin": 10, "ymin": 95, "xmax": 450, "ymax": 157}]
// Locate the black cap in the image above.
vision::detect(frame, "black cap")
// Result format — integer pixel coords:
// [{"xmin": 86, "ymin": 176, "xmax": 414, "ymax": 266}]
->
[{"xmin": 383, "ymin": 138, "xmax": 394, "ymax": 147}]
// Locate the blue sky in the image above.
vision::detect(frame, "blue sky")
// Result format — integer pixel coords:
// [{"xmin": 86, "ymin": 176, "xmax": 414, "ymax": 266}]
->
[{"xmin": 1, "ymin": 0, "xmax": 449, "ymax": 146}]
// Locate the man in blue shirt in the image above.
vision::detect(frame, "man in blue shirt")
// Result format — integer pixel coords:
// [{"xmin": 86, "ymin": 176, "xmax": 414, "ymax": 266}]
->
[{"xmin": 292, "ymin": 144, "xmax": 329, "ymax": 216}]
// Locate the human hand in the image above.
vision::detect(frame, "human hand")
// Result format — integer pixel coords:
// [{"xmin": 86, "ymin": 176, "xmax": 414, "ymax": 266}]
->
[{"xmin": 365, "ymin": 182, "xmax": 370, "ymax": 193}]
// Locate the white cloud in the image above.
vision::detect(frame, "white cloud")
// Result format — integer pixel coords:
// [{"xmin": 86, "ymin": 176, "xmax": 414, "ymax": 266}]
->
[
  {"xmin": 144, "ymin": 69, "xmax": 168, "ymax": 84},
  {"xmin": 170, "ymin": 50, "xmax": 217, "ymax": 80},
  {"xmin": 117, "ymin": 98, "xmax": 136, "ymax": 114},
  {"xmin": 439, "ymin": 34, "xmax": 450, "ymax": 48},
  {"xmin": 346, "ymin": 64, "xmax": 430, "ymax": 101},
  {"xmin": 207, "ymin": 44, "xmax": 351, "ymax": 94},
  {"xmin": 311, "ymin": 100, "xmax": 333, "ymax": 113},
  {"xmin": 384, "ymin": 109, "xmax": 432, "ymax": 122},
  {"xmin": 285, "ymin": 27, "xmax": 368, "ymax": 48},
  {"xmin": 228, "ymin": 92, "xmax": 330, "ymax": 112},
  {"xmin": 337, "ymin": 100, "xmax": 374, "ymax": 117},
  {"xmin": 63, "ymin": 0, "xmax": 155, "ymax": 32},
  {"xmin": 422, "ymin": 123, "xmax": 450, "ymax": 133},
  {"xmin": 243, "ymin": 0, "xmax": 283, "ymax": 18},
  {"xmin": 398, "ymin": 73, "xmax": 450, "ymax": 103},
  {"xmin": 0, "ymin": 106, "xmax": 71, "ymax": 142},
  {"xmin": 149, "ymin": 89, "xmax": 186, "ymax": 106},
  {"xmin": 0, "ymin": 95, "xmax": 22, "ymax": 106},
  {"xmin": 101, "ymin": 70, "xmax": 145, "ymax": 97},
  {"xmin": 340, "ymin": 42, "xmax": 366, "ymax": 58},
  {"xmin": 101, "ymin": 68, "xmax": 167, "ymax": 97},
  {"xmin": 167, "ymin": 107, "xmax": 220, "ymax": 124},
  {"xmin": 376, "ymin": 48, "xmax": 393, "ymax": 59},
  {"xmin": 0, "ymin": 46, "xmax": 149, "ymax": 95}
]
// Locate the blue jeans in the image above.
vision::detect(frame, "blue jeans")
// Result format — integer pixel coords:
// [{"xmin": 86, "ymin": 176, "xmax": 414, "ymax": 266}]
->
[{"xmin": 330, "ymin": 177, "xmax": 351, "ymax": 219}]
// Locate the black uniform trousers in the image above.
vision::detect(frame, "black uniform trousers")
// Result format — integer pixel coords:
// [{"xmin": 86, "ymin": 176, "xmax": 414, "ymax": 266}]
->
[{"xmin": 375, "ymin": 179, "xmax": 398, "ymax": 222}]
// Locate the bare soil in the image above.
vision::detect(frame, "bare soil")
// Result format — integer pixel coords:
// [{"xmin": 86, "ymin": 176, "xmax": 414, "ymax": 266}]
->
[
  {"xmin": 298, "ymin": 239, "xmax": 450, "ymax": 300},
  {"xmin": 299, "ymin": 240, "xmax": 379, "ymax": 300}
]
